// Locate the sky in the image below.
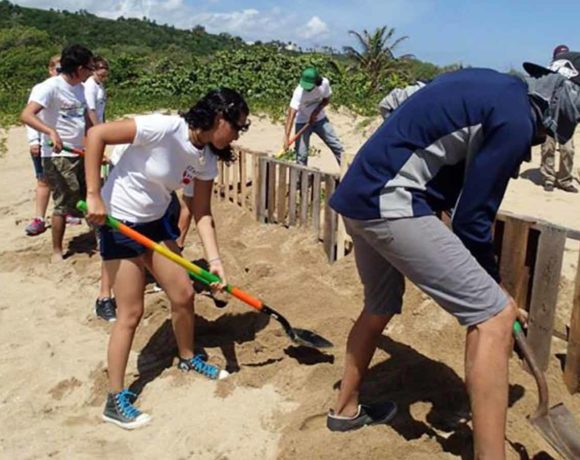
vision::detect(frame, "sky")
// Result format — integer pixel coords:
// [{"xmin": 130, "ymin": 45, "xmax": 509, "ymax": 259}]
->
[{"xmin": 9, "ymin": 0, "xmax": 580, "ymax": 71}]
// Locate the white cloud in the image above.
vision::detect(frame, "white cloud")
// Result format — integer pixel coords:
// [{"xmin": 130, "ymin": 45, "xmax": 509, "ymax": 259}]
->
[
  {"xmin": 10, "ymin": 1, "xmax": 335, "ymax": 47},
  {"xmin": 298, "ymin": 16, "xmax": 328, "ymax": 40}
]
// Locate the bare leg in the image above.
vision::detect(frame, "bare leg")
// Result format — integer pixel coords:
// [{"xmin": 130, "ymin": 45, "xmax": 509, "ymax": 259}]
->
[
  {"xmin": 106, "ymin": 257, "xmax": 146, "ymax": 393},
  {"xmin": 35, "ymin": 178, "xmax": 50, "ymax": 219},
  {"xmin": 146, "ymin": 241, "xmax": 195, "ymax": 359},
  {"xmin": 334, "ymin": 310, "xmax": 394, "ymax": 416},
  {"xmin": 99, "ymin": 262, "xmax": 113, "ymax": 299},
  {"xmin": 465, "ymin": 300, "xmax": 516, "ymax": 460},
  {"xmin": 51, "ymin": 214, "xmax": 66, "ymax": 262}
]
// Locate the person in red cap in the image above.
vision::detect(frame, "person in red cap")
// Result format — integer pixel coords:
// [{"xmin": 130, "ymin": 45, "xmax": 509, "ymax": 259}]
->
[
  {"xmin": 283, "ymin": 66, "xmax": 344, "ymax": 166},
  {"xmin": 540, "ymin": 45, "xmax": 578, "ymax": 193}
]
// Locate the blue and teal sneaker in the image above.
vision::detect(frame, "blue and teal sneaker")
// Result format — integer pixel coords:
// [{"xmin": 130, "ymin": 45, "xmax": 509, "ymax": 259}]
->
[
  {"xmin": 177, "ymin": 354, "xmax": 230, "ymax": 380},
  {"xmin": 102, "ymin": 389, "xmax": 152, "ymax": 430}
]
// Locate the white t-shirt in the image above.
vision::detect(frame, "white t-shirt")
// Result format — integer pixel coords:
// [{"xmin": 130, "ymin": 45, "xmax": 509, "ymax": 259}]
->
[
  {"xmin": 102, "ymin": 114, "xmax": 217, "ymax": 222},
  {"xmin": 84, "ymin": 76, "xmax": 107, "ymax": 123},
  {"xmin": 289, "ymin": 77, "xmax": 332, "ymax": 124},
  {"xmin": 29, "ymin": 75, "xmax": 87, "ymax": 158}
]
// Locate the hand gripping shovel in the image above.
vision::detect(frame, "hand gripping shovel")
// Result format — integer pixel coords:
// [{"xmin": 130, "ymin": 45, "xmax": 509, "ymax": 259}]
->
[
  {"xmin": 513, "ymin": 321, "xmax": 580, "ymax": 459},
  {"xmin": 275, "ymin": 123, "xmax": 310, "ymax": 159},
  {"xmin": 77, "ymin": 201, "xmax": 332, "ymax": 350}
]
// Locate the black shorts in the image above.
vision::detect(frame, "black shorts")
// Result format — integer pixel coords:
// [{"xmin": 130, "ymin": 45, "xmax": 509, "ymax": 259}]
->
[{"xmin": 99, "ymin": 197, "xmax": 181, "ymax": 260}]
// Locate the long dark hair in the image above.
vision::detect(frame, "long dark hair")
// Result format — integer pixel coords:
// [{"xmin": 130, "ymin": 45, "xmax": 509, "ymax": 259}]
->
[{"xmin": 181, "ymin": 88, "xmax": 249, "ymax": 162}]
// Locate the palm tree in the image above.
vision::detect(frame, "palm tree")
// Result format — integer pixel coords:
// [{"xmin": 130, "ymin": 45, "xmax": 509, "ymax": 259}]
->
[{"xmin": 343, "ymin": 26, "xmax": 414, "ymax": 89}]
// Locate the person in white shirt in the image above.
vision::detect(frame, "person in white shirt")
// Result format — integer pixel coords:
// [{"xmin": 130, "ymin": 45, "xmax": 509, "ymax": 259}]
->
[
  {"xmin": 24, "ymin": 55, "xmax": 61, "ymax": 237},
  {"xmin": 84, "ymin": 88, "xmax": 250, "ymax": 430},
  {"xmin": 21, "ymin": 44, "xmax": 95, "ymax": 262},
  {"xmin": 83, "ymin": 56, "xmax": 119, "ymax": 322},
  {"xmin": 84, "ymin": 56, "xmax": 109, "ymax": 126},
  {"xmin": 283, "ymin": 66, "xmax": 344, "ymax": 166}
]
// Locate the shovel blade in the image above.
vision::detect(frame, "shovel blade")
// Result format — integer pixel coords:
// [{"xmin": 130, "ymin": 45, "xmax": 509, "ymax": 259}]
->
[
  {"xmin": 530, "ymin": 403, "xmax": 580, "ymax": 460},
  {"xmin": 291, "ymin": 328, "xmax": 333, "ymax": 349}
]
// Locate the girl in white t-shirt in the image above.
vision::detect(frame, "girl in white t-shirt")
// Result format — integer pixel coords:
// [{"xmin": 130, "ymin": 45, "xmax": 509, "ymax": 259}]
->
[{"xmin": 84, "ymin": 88, "xmax": 250, "ymax": 430}]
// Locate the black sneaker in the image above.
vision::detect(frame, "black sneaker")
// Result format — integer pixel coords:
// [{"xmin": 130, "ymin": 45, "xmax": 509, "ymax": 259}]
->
[
  {"xmin": 96, "ymin": 297, "xmax": 117, "ymax": 322},
  {"xmin": 559, "ymin": 182, "xmax": 579, "ymax": 193},
  {"xmin": 327, "ymin": 401, "xmax": 397, "ymax": 432},
  {"xmin": 544, "ymin": 182, "xmax": 555, "ymax": 192},
  {"xmin": 102, "ymin": 389, "xmax": 151, "ymax": 429},
  {"xmin": 177, "ymin": 354, "xmax": 230, "ymax": 380}
]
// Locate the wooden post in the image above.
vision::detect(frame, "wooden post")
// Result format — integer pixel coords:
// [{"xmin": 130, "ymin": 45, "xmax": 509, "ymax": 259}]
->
[
  {"xmin": 267, "ymin": 161, "xmax": 276, "ymax": 224},
  {"xmin": 240, "ymin": 151, "xmax": 247, "ymax": 209},
  {"xmin": 312, "ymin": 172, "xmax": 321, "ymax": 241},
  {"xmin": 258, "ymin": 157, "xmax": 268, "ymax": 223},
  {"xmin": 300, "ymin": 171, "xmax": 309, "ymax": 226},
  {"xmin": 277, "ymin": 164, "xmax": 287, "ymax": 225},
  {"xmin": 323, "ymin": 177, "xmax": 337, "ymax": 262},
  {"xmin": 252, "ymin": 154, "xmax": 261, "ymax": 218},
  {"xmin": 233, "ymin": 154, "xmax": 240, "ymax": 206},
  {"xmin": 526, "ymin": 224, "xmax": 567, "ymax": 372},
  {"xmin": 288, "ymin": 167, "xmax": 298, "ymax": 227},
  {"xmin": 564, "ymin": 246, "xmax": 580, "ymax": 394},
  {"xmin": 224, "ymin": 162, "xmax": 231, "ymax": 203},
  {"xmin": 335, "ymin": 153, "xmax": 352, "ymax": 260},
  {"xmin": 499, "ymin": 216, "xmax": 534, "ymax": 308},
  {"xmin": 218, "ymin": 161, "xmax": 225, "ymax": 200}
]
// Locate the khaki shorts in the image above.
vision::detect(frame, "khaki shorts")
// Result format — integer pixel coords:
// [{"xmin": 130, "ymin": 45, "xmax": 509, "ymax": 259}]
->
[
  {"xmin": 345, "ymin": 215, "xmax": 508, "ymax": 327},
  {"xmin": 43, "ymin": 156, "xmax": 86, "ymax": 216}
]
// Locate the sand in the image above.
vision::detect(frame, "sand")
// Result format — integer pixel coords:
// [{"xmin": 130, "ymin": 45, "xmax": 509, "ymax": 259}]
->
[{"xmin": 0, "ymin": 111, "xmax": 579, "ymax": 459}]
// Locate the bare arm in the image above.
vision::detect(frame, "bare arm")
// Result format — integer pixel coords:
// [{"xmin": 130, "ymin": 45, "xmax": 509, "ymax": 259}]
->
[
  {"xmin": 84, "ymin": 118, "xmax": 137, "ymax": 225},
  {"xmin": 87, "ymin": 109, "xmax": 99, "ymax": 128},
  {"xmin": 309, "ymin": 97, "xmax": 329, "ymax": 124},
  {"xmin": 21, "ymin": 101, "xmax": 62, "ymax": 152},
  {"xmin": 192, "ymin": 177, "xmax": 226, "ymax": 286}
]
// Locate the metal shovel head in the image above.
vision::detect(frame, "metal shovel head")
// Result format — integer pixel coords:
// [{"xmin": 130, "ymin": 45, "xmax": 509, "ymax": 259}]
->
[
  {"xmin": 530, "ymin": 402, "xmax": 580, "ymax": 460},
  {"xmin": 290, "ymin": 328, "xmax": 333, "ymax": 349}
]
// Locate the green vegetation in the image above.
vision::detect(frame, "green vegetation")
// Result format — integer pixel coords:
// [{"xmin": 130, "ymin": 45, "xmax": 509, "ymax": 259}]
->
[{"xmin": 0, "ymin": 1, "xmax": 459, "ymax": 128}]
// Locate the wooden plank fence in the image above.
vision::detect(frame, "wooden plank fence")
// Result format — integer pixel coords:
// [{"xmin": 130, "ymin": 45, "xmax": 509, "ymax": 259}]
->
[{"xmin": 214, "ymin": 147, "xmax": 580, "ymax": 394}]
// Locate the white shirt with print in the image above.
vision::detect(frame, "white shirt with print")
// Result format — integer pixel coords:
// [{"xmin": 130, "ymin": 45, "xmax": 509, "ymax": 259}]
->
[
  {"xmin": 101, "ymin": 114, "xmax": 217, "ymax": 222},
  {"xmin": 84, "ymin": 76, "xmax": 107, "ymax": 123},
  {"xmin": 29, "ymin": 75, "xmax": 87, "ymax": 158},
  {"xmin": 290, "ymin": 77, "xmax": 332, "ymax": 124}
]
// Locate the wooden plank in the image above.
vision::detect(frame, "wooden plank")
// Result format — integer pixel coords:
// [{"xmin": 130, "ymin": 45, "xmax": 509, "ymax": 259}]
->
[
  {"xmin": 312, "ymin": 172, "xmax": 321, "ymax": 240},
  {"xmin": 258, "ymin": 157, "xmax": 268, "ymax": 223},
  {"xmin": 323, "ymin": 177, "xmax": 337, "ymax": 262},
  {"xmin": 240, "ymin": 151, "xmax": 247, "ymax": 209},
  {"xmin": 564, "ymin": 246, "xmax": 580, "ymax": 394},
  {"xmin": 499, "ymin": 216, "xmax": 534, "ymax": 309},
  {"xmin": 218, "ymin": 161, "xmax": 225, "ymax": 200},
  {"xmin": 299, "ymin": 171, "xmax": 309, "ymax": 226},
  {"xmin": 233, "ymin": 154, "xmax": 240, "ymax": 206},
  {"xmin": 224, "ymin": 162, "xmax": 231, "ymax": 203},
  {"xmin": 276, "ymin": 164, "xmax": 287, "ymax": 225},
  {"xmin": 252, "ymin": 154, "xmax": 260, "ymax": 218},
  {"xmin": 526, "ymin": 224, "xmax": 567, "ymax": 372},
  {"xmin": 288, "ymin": 167, "xmax": 298, "ymax": 226},
  {"xmin": 267, "ymin": 161, "xmax": 276, "ymax": 223}
]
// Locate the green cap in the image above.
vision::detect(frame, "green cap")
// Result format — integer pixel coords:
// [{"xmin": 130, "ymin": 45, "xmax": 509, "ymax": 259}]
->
[{"xmin": 299, "ymin": 66, "xmax": 319, "ymax": 90}]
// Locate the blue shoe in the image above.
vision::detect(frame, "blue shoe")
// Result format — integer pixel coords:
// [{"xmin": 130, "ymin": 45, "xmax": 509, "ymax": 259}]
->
[
  {"xmin": 177, "ymin": 354, "xmax": 229, "ymax": 380},
  {"xmin": 102, "ymin": 389, "xmax": 151, "ymax": 430}
]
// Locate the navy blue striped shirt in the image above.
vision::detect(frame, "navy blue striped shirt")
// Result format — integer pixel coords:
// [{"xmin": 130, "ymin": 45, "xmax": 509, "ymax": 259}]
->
[{"xmin": 330, "ymin": 68, "xmax": 536, "ymax": 280}]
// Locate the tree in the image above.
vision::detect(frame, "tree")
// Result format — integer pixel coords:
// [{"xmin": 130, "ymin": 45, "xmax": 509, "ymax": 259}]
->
[{"xmin": 343, "ymin": 26, "xmax": 414, "ymax": 90}]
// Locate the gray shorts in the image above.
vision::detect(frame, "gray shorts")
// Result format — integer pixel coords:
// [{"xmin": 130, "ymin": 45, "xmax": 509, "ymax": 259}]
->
[{"xmin": 345, "ymin": 215, "xmax": 508, "ymax": 327}]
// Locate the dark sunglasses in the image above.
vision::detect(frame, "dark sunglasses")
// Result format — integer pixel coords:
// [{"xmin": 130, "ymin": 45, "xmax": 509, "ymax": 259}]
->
[
  {"xmin": 228, "ymin": 118, "xmax": 251, "ymax": 133},
  {"xmin": 83, "ymin": 64, "xmax": 96, "ymax": 71}
]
